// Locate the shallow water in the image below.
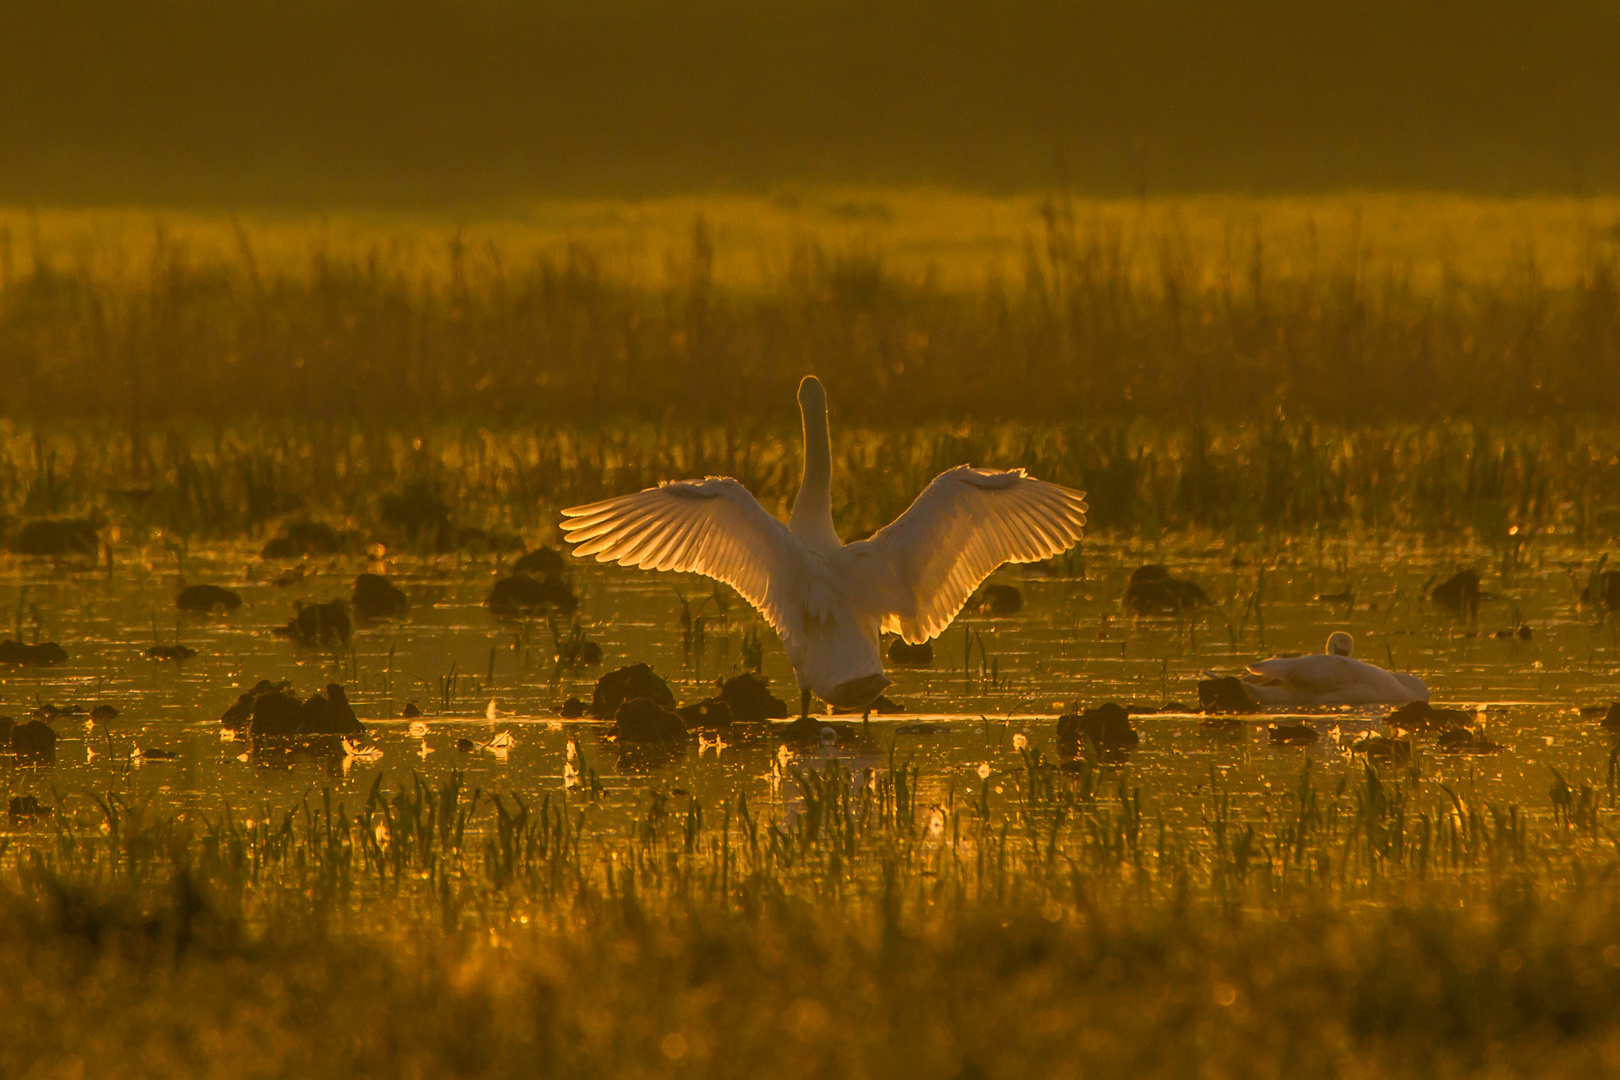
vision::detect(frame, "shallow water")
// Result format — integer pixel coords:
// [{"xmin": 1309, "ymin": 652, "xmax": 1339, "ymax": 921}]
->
[{"xmin": 3, "ymin": 534, "xmax": 1618, "ymax": 832}]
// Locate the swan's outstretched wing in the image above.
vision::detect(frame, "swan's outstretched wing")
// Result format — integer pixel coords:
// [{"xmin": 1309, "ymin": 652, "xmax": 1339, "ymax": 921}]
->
[
  {"xmin": 864, "ymin": 466, "xmax": 1088, "ymax": 642},
  {"xmin": 560, "ymin": 479, "xmax": 800, "ymax": 637}
]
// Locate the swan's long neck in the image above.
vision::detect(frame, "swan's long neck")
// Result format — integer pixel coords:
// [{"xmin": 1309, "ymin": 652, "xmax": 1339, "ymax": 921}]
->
[{"xmin": 789, "ymin": 377, "xmax": 841, "ymax": 551}]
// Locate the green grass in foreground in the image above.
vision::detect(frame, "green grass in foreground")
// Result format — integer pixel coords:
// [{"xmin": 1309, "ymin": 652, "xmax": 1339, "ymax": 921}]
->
[{"xmin": 5, "ymin": 751, "xmax": 1620, "ymax": 1078}]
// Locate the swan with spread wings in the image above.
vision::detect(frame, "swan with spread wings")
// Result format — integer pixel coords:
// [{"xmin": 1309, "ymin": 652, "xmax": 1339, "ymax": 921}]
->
[{"xmin": 560, "ymin": 376, "xmax": 1089, "ymax": 716}]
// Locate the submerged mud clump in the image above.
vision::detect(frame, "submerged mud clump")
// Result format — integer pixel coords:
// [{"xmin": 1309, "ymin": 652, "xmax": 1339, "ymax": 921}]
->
[
  {"xmin": 352, "ymin": 573, "xmax": 409, "ymax": 620},
  {"xmin": 1057, "ymin": 703, "xmax": 1139, "ymax": 752},
  {"xmin": 1124, "ymin": 564, "xmax": 1209, "ymax": 615},
  {"xmin": 590, "ymin": 663, "xmax": 675, "ymax": 719},
  {"xmin": 275, "ymin": 600, "xmax": 353, "ymax": 646},
  {"xmin": 221, "ymin": 680, "xmax": 363, "ymax": 738},
  {"xmin": 0, "ymin": 640, "xmax": 68, "ymax": 666},
  {"xmin": 261, "ymin": 520, "xmax": 349, "ymax": 559},
  {"xmin": 177, "ymin": 583, "xmax": 243, "ymax": 613},
  {"xmin": 9, "ymin": 517, "xmax": 101, "ymax": 557},
  {"xmin": 613, "ymin": 698, "xmax": 687, "ymax": 743},
  {"xmin": 485, "ymin": 573, "xmax": 577, "ymax": 616}
]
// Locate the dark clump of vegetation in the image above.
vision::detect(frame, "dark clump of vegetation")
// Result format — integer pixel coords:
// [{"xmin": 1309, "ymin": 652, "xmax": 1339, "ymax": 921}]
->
[
  {"xmin": 590, "ymin": 663, "xmax": 675, "ymax": 719},
  {"xmin": 8, "ymin": 718, "xmax": 56, "ymax": 763},
  {"xmin": 274, "ymin": 600, "xmax": 352, "ymax": 647},
  {"xmin": 7, "ymin": 516, "xmax": 99, "ymax": 556},
  {"xmin": 1124, "ymin": 564, "xmax": 1210, "ymax": 615},
  {"xmin": 1352, "ymin": 735, "xmax": 1413, "ymax": 766},
  {"xmin": 261, "ymin": 520, "xmax": 348, "ymax": 560},
  {"xmin": 1268, "ymin": 720, "xmax": 1319, "ymax": 745},
  {"xmin": 1387, "ymin": 701, "xmax": 1475, "ymax": 734},
  {"xmin": 676, "ymin": 698, "xmax": 732, "ymax": 730},
  {"xmin": 176, "ymin": 583, "xmax": 242, "ymax": 613},
  {"xmin": 378, "ymin": 479, "xmax": 454, "ymax": 548},
  {"xmin": 0, "ymin": 639, "xmax": 66, "ymax": 666},
  {"xmin": 1199, "ymin": 675, "xmax": 1258, "ymax": 713},
  {"xmin": 512, "ymin": 547, "xmax": 567, "ymax": 576},
  {"xmin": 351, "ymin": 573, "xmax": 408, "ymax": 620},
  {"xmin": 1432, "ymin": 568, "xmax": 1484, "ymax": 618},
  {"xmin": 221, "ymin": 679, "xmax": 290, "ymax": 732},
  {"xmin": 1581, "ymin": 565, "xmax": 1620, "ymax": 613},
  {"xmin": 611, "ymin": 698, "xmax": 687, "ymax": 744},
  {"xmin": 1057, "ymin": 703, "xmax": 1139, "ymax": 752},
  {"xmin": 486, "ymin": 574, "xmax": 577, "ymax": 617},
  {"xmin": 705, "ymin": 671, "xmax": 789, "ymax": 724},
  {"xmin": 6, "ymin": 794, "xmax": 48, "ymax": 824},
  {"xmin": 887, "ymin": 639, "xmax": 934, "ymax": 666},
  {"xmin": 227, "ymin": 681, "xmax": 363, "ymax": 738}
]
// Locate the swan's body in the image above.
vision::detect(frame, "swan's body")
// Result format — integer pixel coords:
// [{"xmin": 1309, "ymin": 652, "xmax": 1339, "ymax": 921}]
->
[
  {"xmin": 561, "ymin": 377, "xmax": 1088, "ymax": 713},
  {"xmin": 1241, "ymin": 632, "xmax": 1429, "ymax": 706}
]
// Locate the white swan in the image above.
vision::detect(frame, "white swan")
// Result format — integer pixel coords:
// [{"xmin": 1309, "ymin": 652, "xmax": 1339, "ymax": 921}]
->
[
  {"xmin": 560, "ymin": 376, "xmax": 1089, "ymax": 715},
  {"xmin": 1241, "ymin": 632, "xmax": 1429, "ymax": 706}
]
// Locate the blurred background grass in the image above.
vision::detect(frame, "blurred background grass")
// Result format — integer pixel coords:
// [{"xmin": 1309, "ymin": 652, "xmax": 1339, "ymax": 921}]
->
[{"xmin": 3, "ymin": 194, "xmax": 1617, "ymax": 427}]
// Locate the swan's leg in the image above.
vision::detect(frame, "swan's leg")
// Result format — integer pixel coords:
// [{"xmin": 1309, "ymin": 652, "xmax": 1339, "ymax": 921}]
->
[
  {"xmin": 861, "ymin": 708, "xmax": 871, "ymax": 739},
  {"xmin": 799, "ymin": 687, "xmax": 812, "ymax": 720}
]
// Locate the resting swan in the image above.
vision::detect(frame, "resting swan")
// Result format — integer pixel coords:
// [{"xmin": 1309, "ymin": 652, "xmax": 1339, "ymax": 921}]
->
[
  {"xmin": 560, "ymin": 376, "xmax": 1089, "ymax": 716},
  {"xmin": 1242, "ymin": 632, "xmax": 1429, "ymax": 706}
]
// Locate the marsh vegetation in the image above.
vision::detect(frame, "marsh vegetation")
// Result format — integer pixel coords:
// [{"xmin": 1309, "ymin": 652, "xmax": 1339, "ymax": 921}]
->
[{"xmin": 3, "ymin": 195, "xmax": 1620, "ymax": 1077}]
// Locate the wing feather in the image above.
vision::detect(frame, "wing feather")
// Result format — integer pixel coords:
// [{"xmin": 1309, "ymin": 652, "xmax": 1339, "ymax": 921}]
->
[
  {"xmin": 862, "ymin": 465, "xmax": 1087, "ymax": 642},
  {"xmin": 560, "ymin": 478, "xmax": 800, "ymax": 638}
]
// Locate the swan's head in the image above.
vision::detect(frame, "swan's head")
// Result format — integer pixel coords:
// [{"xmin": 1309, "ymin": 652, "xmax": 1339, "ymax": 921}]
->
[
  {"xmin": 1327, "ymin": 631, "xmax": 1353, "ymax": 657},
  {"xmin": 798, "ymin": 375, "xmax": 827, "ymax": 415}
]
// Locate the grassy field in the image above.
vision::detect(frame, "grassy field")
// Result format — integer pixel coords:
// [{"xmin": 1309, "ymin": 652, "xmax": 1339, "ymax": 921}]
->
[
  {"xmin": 5, "ymin": 755, "xmax": 1620, "ymax": 1078},
  {"xmin": 5, "ymin": 192, "xmax": 1620, "ymax": 1078},
  {"xmin": 6, "ymin": 415, "xmax": 1620, "ymax": 550},
  {"xmin": 3, "ymin": 193, "xmax": 1619, "ymax": 428}
]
